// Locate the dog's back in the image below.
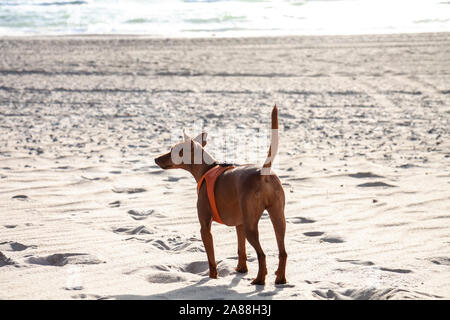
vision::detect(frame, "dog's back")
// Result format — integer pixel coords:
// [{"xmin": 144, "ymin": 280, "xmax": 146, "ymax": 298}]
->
[{"xmin": 213, "ymin": 163, "xmax": 284, "ymax": 225}]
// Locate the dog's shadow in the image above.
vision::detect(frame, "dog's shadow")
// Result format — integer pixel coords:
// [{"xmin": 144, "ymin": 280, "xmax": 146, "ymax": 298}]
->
[{"xmin": 106, "ymin": 268, "xmax": 288, "ymax": 300}]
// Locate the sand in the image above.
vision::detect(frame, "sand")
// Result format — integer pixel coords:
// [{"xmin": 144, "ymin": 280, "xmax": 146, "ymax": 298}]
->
[{"xmin": 0, "ymin": 33, "xmax": 449, "ymax": 300}]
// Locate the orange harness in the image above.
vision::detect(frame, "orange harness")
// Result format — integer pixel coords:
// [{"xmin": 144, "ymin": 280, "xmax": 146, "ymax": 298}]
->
[{"xmin": 197, "ymin": 165, "xmax": 235, "ymax": 224}]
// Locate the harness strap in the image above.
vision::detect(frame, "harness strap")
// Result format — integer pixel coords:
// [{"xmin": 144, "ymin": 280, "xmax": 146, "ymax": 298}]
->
[{"xmin": 197, "ymin": 165, "xmax": 235, "ymax": 224}]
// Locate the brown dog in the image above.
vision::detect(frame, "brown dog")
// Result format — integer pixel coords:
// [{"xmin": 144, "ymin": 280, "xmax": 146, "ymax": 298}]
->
[{"xmin": 154, "ymin": 105, "xmax": 286, "ymax": 285}]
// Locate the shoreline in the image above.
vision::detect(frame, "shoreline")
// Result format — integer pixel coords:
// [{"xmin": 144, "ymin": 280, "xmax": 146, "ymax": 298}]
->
[{"xmin": 1, "ymin": 30, "xmax": 449, "ymax": 40}]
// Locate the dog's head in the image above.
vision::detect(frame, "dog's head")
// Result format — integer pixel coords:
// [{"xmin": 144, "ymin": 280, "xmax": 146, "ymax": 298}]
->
[{"xmin": 154, "ymin": 130, "xmax": 210, "ymax": 170}]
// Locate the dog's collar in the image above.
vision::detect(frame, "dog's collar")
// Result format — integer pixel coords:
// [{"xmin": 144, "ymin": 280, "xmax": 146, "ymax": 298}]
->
[{"xmin": 197, "ymin": 164, "xmax": 235, "ymax": 224}]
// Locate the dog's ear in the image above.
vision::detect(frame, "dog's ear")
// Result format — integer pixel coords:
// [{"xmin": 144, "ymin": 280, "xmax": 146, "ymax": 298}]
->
[
  {"xmin": 193, "ymin": 132, "xmax": 207, "ymax": 147},
  {"xmin": 183, "ymin": 129, "xmax": 191, "ymax": 142}
]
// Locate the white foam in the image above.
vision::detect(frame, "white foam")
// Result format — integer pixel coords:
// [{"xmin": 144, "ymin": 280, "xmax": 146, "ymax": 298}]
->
[{"xmin": 0, "ymin": 0, "xmax": 449, "ymax": 37}]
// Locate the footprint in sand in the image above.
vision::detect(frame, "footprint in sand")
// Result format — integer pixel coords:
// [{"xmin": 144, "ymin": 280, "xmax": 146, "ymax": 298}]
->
[
  {"xmin": 320, "ymin": 236, "xmax": 344, "ymax": 244},
  {"xmin": 150, "ymin": 238, "xmax": 199, "ymax": 252},
  {"xmin": 379, "ymin": 267, "xmax": 412, "ymax": 274},
  {"xmin": 177, "ymin": 260, "xmax": 233, "ymax": 277},
  {"xmin": 258, "ymin": 291, "xmax": 278, "ymax": 297},
  {"xmin": 181, "ymin": 261, "xmax": 210, "ymax": 275},
  {"xmin": 108, "ymin": 200, "xmax": 121, "ymax": 208},
  {"xmin": 112, "ymin": 187, "xmax": 146, "ymax": 194},
  {"xmin": 397, "ymin": 163, "xmax": 419, "ymax": 169},
  {"xmin": 53, "ymin": 166, "xmax": 73, "ymax": 170},
  {"xmin": 215, "ymin": 261, "xmax": 234, "ymax": 277},
  {"xmin": 26, "ymin": 253, "xmax": 104, "ymax": 266},
  {"xmin": 288, "ymin": 217, "xmax": 316, "ymax": 224},
  {"xmin": 113, "ymin": 225, "xmax": 154, "ymax": 235},
  {"xmin": 336, "ymin": 258, "xmax": 375, "ymax": 266},
  {"xmin": 357, "ymin": 182, "xmax": 397, "ymax": 188},
  {"xmin": 81, "ymin": 175, "xmax": 105, "ymax": 181},
  {"xmin": 0, "ymin": 252, "xmax": 16, "ymax": 267},
  {"xmin": 303, "ymin": 231, "xmax": 324, "ymax": 237},
  {"xmin": 127, "ymin": 209, "xmax": 165, "ymax": 220},
  {"xmin": 130, "ymin": 231, "xmax": 203, "ymax": 253},
  {"xmin": 11, "ymin": 195, "xmax": 29, "ymax": 200},
  {"xmin": 164, "ymin": 176, "xmax": 187, "ymax": 182},
  {"xmin": 428, "ymin": 257, "xmax": 450, "ymax": 266},
  {"xmin": 72, "ymin": 293, "xmax": 104, "ymax": 300},
  {"xmin": 348, "ymin": 172, "xmax": 384, "ymax": 179},
  {"xmin": 151, "ymin": 239, "xmax": 171, "ymax": 251},
  {"xmin": 147, "ymin": 272, "xmax": 187, "ymax": 284},
  {"xmin": 314, "ymin": 287, "xmax": 440, "ymax": 300},
  {"xmin": 148, "ymin": 170, "xmax": 164, "ymax": 175},
  {"xmin": 65, "ymin": 286, "xmax": 84, "ymax": 291},
  {"xmin": 0, "ymin": 241, "xmax": 37, "ymax": 251}
]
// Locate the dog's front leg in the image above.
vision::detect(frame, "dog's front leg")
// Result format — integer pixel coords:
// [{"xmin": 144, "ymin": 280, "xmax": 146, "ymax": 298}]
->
[
  {"xmin": 197, "ymin": 194, "xmax": 218, "ymax": 278},
  {"xmin": 200, "ymin": 222, "xmax": 218, "ymax": 279}
]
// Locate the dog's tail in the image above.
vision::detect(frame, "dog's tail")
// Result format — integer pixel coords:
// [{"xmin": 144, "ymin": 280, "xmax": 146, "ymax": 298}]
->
[{"xmin": 262, "ymin": 104, "xmax": 279, "ymax": 172}]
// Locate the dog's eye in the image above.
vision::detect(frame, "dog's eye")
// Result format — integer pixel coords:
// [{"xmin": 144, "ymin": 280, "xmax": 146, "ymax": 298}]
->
[{"xmin": 170, "ymin": 146, "xmax": 183, "ymax": 157}]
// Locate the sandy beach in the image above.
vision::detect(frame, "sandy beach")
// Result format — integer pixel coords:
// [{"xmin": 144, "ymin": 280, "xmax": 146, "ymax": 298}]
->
[{"xmin": 0, "ymin": 32, "xmax": 449, "ymax": 299}]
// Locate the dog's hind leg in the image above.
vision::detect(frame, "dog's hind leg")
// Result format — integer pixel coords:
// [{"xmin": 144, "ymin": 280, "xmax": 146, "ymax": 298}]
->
[
  {"xmin": 241, "ymin": 198, "xmax": 267, "ymax": 285},
  {"xmin": 235, "ymin": 224, "xmax": 248, "ymax": 273},
  {"xmin": 267, "ymin": 200, "xmax": 287, "ymax": 284},
  {"xmin": 245, "ymin": 224, "xmax": 267, "ymax": 285}
]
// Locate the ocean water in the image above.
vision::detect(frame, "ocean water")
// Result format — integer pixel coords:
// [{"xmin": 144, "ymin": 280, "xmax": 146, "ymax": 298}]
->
[{"xmin": 0, "ymin": 0, "xmax": 449, "ymax": 37}]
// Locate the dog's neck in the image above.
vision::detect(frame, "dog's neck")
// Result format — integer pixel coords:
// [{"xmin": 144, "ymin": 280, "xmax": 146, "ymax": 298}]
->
[
  {"xmin": 184, "ymin": 150, "xmax": 218, "ymax": 183},
  {"xmin": 187, "ymin": 162, "xmax": 218, "ymax": 183}
]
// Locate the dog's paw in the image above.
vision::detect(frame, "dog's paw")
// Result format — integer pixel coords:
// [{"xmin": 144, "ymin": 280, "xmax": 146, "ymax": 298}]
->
[
  {"xmin": 251, "ymin": 278, "xmax": 265, "ymax": 285},
  {"xmin": 275, "ymin": 277, "xmax": 287, "ymax": 285},
  {"xmin": 209, "ymin": 271, "xmax": 218, "ymax": 279},
  {"xmin": 235, "ymin": 265, "xmax": 248, "ymax": 273},
  {"xmin": 274, "ymin": 269, "xmax": 287, "ymax": 284}
]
